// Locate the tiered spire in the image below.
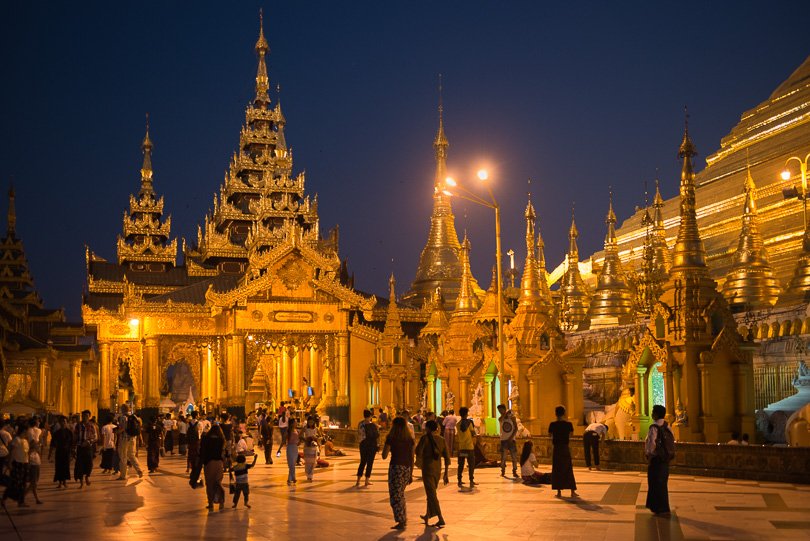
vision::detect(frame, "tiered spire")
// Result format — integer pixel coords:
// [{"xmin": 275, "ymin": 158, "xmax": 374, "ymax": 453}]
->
[
  {"xmin": 518, "ymin": 199, "xmax": 546, "ymax": 308},
  {"xmin": 588, "ymin": 193, "xmax": 635, "ymax": 325},
  {"xmin": 535, "ymin": 216, "xmax": 553, "ymax": 305},
  {"xmin": 191, "ymin": 11, "xmax": 322, "ymax": 268},
  {"xmin": 453, "ymin": 233, "xmax": 481, "ymax": 314},
  {"xmin": 670, "ymin": 115, "xmax": 708, "ymax": 273},
  {"xmin": 0, "ymin": 188, "xmax": 43, "ymax": 309},
  {"xmin": 781, "ymin": 223, "xmax": 810, "ymax": 304},
  {"xmin": 382, "ymin": 274, "xmax": 404, "ymax": 339},
  {"xmin": 474, "ymin": 266, "xmax": 515, "ymax": 325},
  {"xmin": 420, "ymin": 286, "xmax": 450, "ymax": 336},
  {"xmin": 117, "ymin": 118, "xmax": 177, "ymax": 267},
  {"xmin": 722, "ymin": 166, "xmax": 781, "ymax": 309},
  {"xmin": 560, "ymin": 208, "xmax": 590, "ymax": 329},
  {"xmin": 406, "ymin": 80, "xmax": 464, "ymax": 309},
  {"xmin": 636, "ymin": 181, "xmax": 671, "ymax": 313}
]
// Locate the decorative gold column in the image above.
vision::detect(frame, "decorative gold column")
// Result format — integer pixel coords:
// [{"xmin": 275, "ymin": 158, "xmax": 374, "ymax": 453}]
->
[
  {"xmin": 563, "ymin": 372, "xmax": 575, "ymax": 421},
  {"xmin": 427, "ymin": 376, "xmax": 436, "ymax": 412},
  {"xmin": 98, "ymin": 342, "xmax": 111, "ymax": 411},
  {"xmin": 337, "ymin": 333, "xmax": 349, "ymax": 406},
  {"xmin": 697, "ymin": 362, "xmax": 712, "ymax": 417},
  {"xmin": 664, "ymin": 364, "xmax": 676, "ymax": 423},
  {"xmin": 70, "ymin": 359, "xmax": 82, "ymax": 414},
  {"xmin": 459, "ymin": 377, "xmax": 469, "ymax": 409},
  {"xmin": 636, "ymin": 366, "xmax": 648, "ymax": 417},
  {"xmin": 528, "ymin": 378, "xmax": 539, "ymax": 423},
  {"xmin": 144, "ymin": 337, "xmax": 159, "ymax": 407},
  {"xmin": 290, "ymin": 345, "xmax": 301, "ymax": 398},
  {"xmin": 36, "ymin": 358, "xmax": 48, "ymax": 405}
]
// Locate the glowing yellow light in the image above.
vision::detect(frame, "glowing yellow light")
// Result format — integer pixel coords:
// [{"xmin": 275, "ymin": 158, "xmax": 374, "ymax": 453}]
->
[
  {"xmin": 477, "ymin": 169, "xmax": 489, "ymax": 181},
  {"xmin": 445, "ymin": 177, "xmax": 457, "ymax": 187},
  {"xmin": 781, "ymin": 170, "xmax": 792, "ymax": 181},
  {"xmin": 129, "ymin": 318, "xmax": 139, "ymax": 326},
  {"xmin": 442, "ymin": 190, "xmax": 453, "ymax": 197},
  {"xmin": 247, "ymin": 335, "xmax": 254, "ymax": 341}
]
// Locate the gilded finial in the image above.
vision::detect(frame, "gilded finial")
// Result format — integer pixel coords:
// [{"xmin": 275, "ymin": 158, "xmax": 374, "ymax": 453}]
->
[
  {"xmin": 434, "ymin": 74, "xmax": 448, "ymax": 161},
  {"xmin": 140, "ymin": 114, "xmax": 153, "ymax": 183},
  {"xmin": 679, "ymin": 106, "xmax": 696, "ymax": 158},
  {"xmin": 254, "ymin": 9, "xmax": 270, "ymax": 105},
  {"xmin": 671, "ymin": 115, "xmax": 707, "ymax": 271},
  {"xmin": 453, "ymin": 231, "xmax": 481, "ymax": 313},
  {"xmin": 561, "ymin": 202, "xmax": 590, "ymax": 329},
  {"xmin": 7, "ymin": 184, "xmax": 16, "ymax": 237}
]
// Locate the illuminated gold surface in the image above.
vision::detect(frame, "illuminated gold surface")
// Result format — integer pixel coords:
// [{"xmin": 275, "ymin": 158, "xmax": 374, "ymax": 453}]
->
[{"xmin": 559, "ymin": 210, "xmax": 590, "ymax": 329}]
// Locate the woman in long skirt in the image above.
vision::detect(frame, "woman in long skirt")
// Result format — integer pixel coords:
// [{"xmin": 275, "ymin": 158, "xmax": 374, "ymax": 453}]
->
[
  {"xmin": 415, "ymin": 420, "xmax": 450, "ymax": 528},
  {"xmin": 200, "ymin": 424, "xmax": 225, "ymax": 510},
  {"xmin": 285, "ymin": 419, "xmax": 300, "ymax": 486},
  {"xmin": 382, "ymin": 417, "xmax": 415, "ymax": 530},
  {"xmin": 548, "ymin": 405, "xmax": 578, "ymax": 499},
  {"xmin": 146, "ymin": 418, "xmax": 164, "ymax": 473},
  {"xmin": 2, "ymin": 425, "xmax": 30, "ymax": 506},
  {"xmin": 50, "ymin": 416, "xmax": 73, "ymax": 488}
]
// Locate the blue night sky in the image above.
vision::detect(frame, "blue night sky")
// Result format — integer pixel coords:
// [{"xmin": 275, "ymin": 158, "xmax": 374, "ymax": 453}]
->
[{"xmin": 1, "ymin": 1, "xmax": 808, "ymax": 318}]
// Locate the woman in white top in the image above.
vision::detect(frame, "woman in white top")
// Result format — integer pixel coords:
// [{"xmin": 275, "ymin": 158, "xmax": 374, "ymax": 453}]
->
[
  {"xmin": 26, "ymin": 418, "xmax": 43, "ymax": 504},
  {"xmin": 3, "ymin": 424, "xmax": 30, "ymax": 506},
  {"xmin": 519, "ymin": 441, "xmax": 544, "ymax": 486}
]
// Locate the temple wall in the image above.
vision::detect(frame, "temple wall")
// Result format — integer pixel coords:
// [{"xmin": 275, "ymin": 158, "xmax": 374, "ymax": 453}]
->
[{"xmin": 349, "ymin": 333, "xmax": 375, "ymax": 425}]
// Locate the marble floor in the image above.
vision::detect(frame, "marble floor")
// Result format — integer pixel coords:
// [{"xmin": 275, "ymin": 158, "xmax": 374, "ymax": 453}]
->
[{"xmin": 1, "ymin": 446, "xmax": 808, "ymax": 541}]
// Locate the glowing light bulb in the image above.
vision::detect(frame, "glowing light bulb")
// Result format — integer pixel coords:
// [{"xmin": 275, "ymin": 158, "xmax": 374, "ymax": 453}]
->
[
  {"xmin": 445, "ymin": 177, "xmax": 457, "ymax": 187},
  {"xmin": 129, "ymin": 318, "xmax": 139, "ymax": 326},
  {"xmin": 781, "ymin": 170, "xmax": 792, "ymax": 181},
  {"xmin": 477, "ymin": 169, "xmax": 489, "ymax": 181}
]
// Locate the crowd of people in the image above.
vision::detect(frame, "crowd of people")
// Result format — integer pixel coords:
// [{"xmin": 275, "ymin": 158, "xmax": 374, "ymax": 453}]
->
[{"xmin": 0, "ymin": 401, "xmax": 679, "ymax": 529}]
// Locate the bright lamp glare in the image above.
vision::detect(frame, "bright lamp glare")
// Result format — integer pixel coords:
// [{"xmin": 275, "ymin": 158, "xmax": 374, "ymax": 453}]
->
[
  {"xmin": 445, "ymin": 177, "xmax": 457, "ymax": 187},
  {"xmin": 129, "ymin": 318, "xmax": 139, "ymax": 326},
  {"xmin": 477, "ymin": 169, "xmax": 489, "ymax": 181},
  {"xmin": 442, "ymin": 190, "xmax": 453, "ymax": 197},
  {"xmin": 781, "ymin": 170, "xmax": 792, "ymax": 181}
]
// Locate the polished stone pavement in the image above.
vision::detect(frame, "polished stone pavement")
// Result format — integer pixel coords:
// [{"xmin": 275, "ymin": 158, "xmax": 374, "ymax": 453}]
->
[{"xmin": 1, "ymin": 446, "xmax": 808, "ymax": 541}]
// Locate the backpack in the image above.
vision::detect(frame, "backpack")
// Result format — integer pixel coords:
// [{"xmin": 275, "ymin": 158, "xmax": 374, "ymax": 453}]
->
[
  {"xmin": 126, "ymin": 414, "xmax": 142, "ymax": 438},
  {"xmin": 653, "ymin": 423, "xmax": 675, "ymax": 462},
  {"xmin": 363, "ymin": 421, "xmax": 379, "ymax": 443}
]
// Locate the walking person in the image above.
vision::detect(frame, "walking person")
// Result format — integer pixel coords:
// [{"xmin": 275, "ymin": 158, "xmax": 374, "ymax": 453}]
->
[
  {"xmin": 100, "ymin": 415, "xmax": 117, "ymax": 474},
  {"xmin": 415, "ymin": 420, "xmax": 450, "ymax": 529},
  {"xmin": 186, "ymin": 411, "xmax": 200, "ymax": 474},
  {"xmin": 200, "ymin": 424, "xmax": 226, "ymax": 510},
  {"xmin": 645, "ymin": 404, "xmax": 675, "ymax": 517},
  {"xmin": 116, "ymin": 404, "xmax": 144, "ymax": 480},
  {"xmin": 73, "ymin": 410, "xmax": 97, "ymax": 488},
  {"xmin": 355, "ymin": 409, "xmax": 379, "ymax": 488},
  {"xmin": 259, "ymin": 411, "xmax": 274, "ymax": 465},
  {"xmin": 2, "ymin": 424, "xmax": 30, "ymax": 507},
  {"xmin": 49, "ymin": 415, "xmax": 73, "ymax": 487},
  {"xmin": 146, "ymin": 416, "xmax": 165, "ymax": 473},
  {"xmin": 285, "ymin": 418, "xmax": 300, "ymax": 486},
  {"xmin": 229, "ymin": 454, "xmax": 258, "ymax": 508},
  {"xmin": 303, "ymin": 437, "xmax": 318, "ymax": 482},
  {"xmin": 456, "ymin": 407, "xmax": 477, "ymax": 487},
  {"xmin": 178, "ymin": 415, "xmax": 188, "ymax": 455},
  {"xmin": 497, "ymin": 404, "xmax": 519, "ymax": 478},
  {"xmin": 583, "ymin": 421, "xmax": 607, "ymax": 471},
  {"xmin": 382, "ymin": 416, "xmax": 415, "ymax": 530},
  {"xmin": 163, "ymin": 413, "xmax": 176, "ymax": 456},
  {"xmin": 442, "ymin": 409, "xmax": 458, "ymax": 457},
  {"xmin": 276, "ymin": 409, "xmax": 288, "ymax": 458},
  {"xmin": 26, "ymin": 417, "xmax": 43, "ymax": 504},
  {"xmin": 548, "ymin": 405, "xmax": 578, "ymax": 499}
]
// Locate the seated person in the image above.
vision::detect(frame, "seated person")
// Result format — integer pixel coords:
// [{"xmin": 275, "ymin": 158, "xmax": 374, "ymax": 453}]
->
[
  {"xmin": 519, "ymin": 441, "xmax": 544, "ymax": 485},
  {"xmin": 473, "ymin": 435, "xmax": 500, "ymax": 467},
  {"xmin": 321, "ymin": 437, "xmax": 346, "ymax": 457}
]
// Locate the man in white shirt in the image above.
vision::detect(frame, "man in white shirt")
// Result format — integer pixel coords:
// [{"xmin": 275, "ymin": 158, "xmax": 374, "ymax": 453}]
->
[
  {"xmin": 101, "ymin": 418, "xmax": 117, "ymax": 473},
  {"xmin": 162, "ymin": 414, "xmax": 177, "ymax": 455},
  {"xmin": 442, "ymin": 410, "xmax": 459, "ymax": 457},
  {"xmin": 583, "ymin": 422, "xmax": 608, "ymax": 470}
]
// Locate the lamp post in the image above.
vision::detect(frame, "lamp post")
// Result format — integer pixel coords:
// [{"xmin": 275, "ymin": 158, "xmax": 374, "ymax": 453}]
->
[
  {"xmin": 444, "ymin": 170, "xmax": 507, "ymax": 406},
  {"xmin": 781, "ymin": 153, "xmax": 810, "ymax": 231}
]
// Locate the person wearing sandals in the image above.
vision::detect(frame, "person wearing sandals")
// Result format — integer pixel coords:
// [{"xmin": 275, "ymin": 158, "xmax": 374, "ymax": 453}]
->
[
  {"xmin": 548, "ymin": 405, "xmax": 578, "ymax": 499},
  {"xmin": 415, "ymin": 420, "xmax": 450, "ymax": 528},
  {"xmin": 382, "ymin": 416, "xmax": 415, "ymax": 530}
]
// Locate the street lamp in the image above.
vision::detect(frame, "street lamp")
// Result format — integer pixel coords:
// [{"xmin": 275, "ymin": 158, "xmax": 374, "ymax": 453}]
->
[
  {"xmin": 781, "ymin": 153, "xmax": 810, "ymax": 231},
  {"xmin": 443, "ymin": 170, "xmax": 507, "ymax": 407}
]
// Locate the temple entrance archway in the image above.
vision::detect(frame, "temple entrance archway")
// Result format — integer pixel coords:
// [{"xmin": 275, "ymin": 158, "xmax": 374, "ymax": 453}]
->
[{"xmin": 165, "ymin": 361, "xmax": 197, "ymax": 405}]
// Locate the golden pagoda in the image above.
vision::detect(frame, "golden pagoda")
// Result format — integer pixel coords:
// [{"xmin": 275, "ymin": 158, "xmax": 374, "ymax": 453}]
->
[
  {"xmin": 404, "ymin": 96, "xmax": 465, "ymax": 310},
  {"xmin": 780, "ymin": 223, "xmax": 810, "ymax": 304},
  {"xmin": 721, "ymin": 165, "xmax": 781, "ymax": 309},
  {"xmin": 559, "ymin": 209, "xmax": 590, "ymax": 330},
  {"xmin": 587, "ymin": 194, "xmax": 635, "ymax": 326}
]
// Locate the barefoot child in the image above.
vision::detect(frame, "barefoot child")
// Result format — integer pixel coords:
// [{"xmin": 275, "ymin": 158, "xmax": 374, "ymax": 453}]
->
[
  {"xmin": 303, "ymin": 437, "xmax": 319, "ymax": 481},
  {"xmin": 229, "ymin": 454, "xmax": 258, "ymax": 508}
]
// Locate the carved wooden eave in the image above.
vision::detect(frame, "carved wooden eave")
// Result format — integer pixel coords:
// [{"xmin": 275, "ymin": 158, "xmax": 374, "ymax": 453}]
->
[
  {"xmin": 527, "ymin": 347, "xmax": 575, "ymax": 376},
  {"xmin": 349, "ymin": 322, "xmax": 381, "ymax": 343},
  {"xmin": 247, "ymin": 236, "xmax": 338, "ymax": 277},
  {"xmin": 88, "ymin": 277, "xmax": 176, "ymax": 296},
  {"xmin": 624, "ymin": 327, "xmax": 670, "ymax": 376},
  {"xmin": 127, "ymin": 298, "xmax": 212, "ymax": 315},
  {"xmin": 369, "ymin": 304, "xmax": 429, "ymax": 323},
  {"xmin": 311, "ymin": 277, "xmax": 376, "ymax": 311},
  {"xmin": 709, "ymin": 326, "xmax": 748, "ymax": 360}
]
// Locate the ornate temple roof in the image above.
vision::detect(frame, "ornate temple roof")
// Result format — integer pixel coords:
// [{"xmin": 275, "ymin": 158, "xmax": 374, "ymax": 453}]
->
[
  {"xmin": 722, "ymin": 166, "xmax": 781, "ymax": 309},
  {"xmin": 0, "ymin": 188, "xmax": 44, "ymax": 312},
  {"xmin": 474, "ymin": 267, "xmax": 515, "ymax": 324}
]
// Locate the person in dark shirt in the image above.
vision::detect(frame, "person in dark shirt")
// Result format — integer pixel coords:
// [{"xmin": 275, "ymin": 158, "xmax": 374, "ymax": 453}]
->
[
  {"xmin": 229, "ymin": 454, "xmax": 258, "ymax": 508},
  {"xmin": 200, "ymin": 424, "xmax": 226, "ymax": 510},
  {"xmin": 382, "ymin": 417, "xmax": 415, "ymax": 530},
  {"xmin": 548, "ymin": 405, "xmax": 578, "ymax": 499}
]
